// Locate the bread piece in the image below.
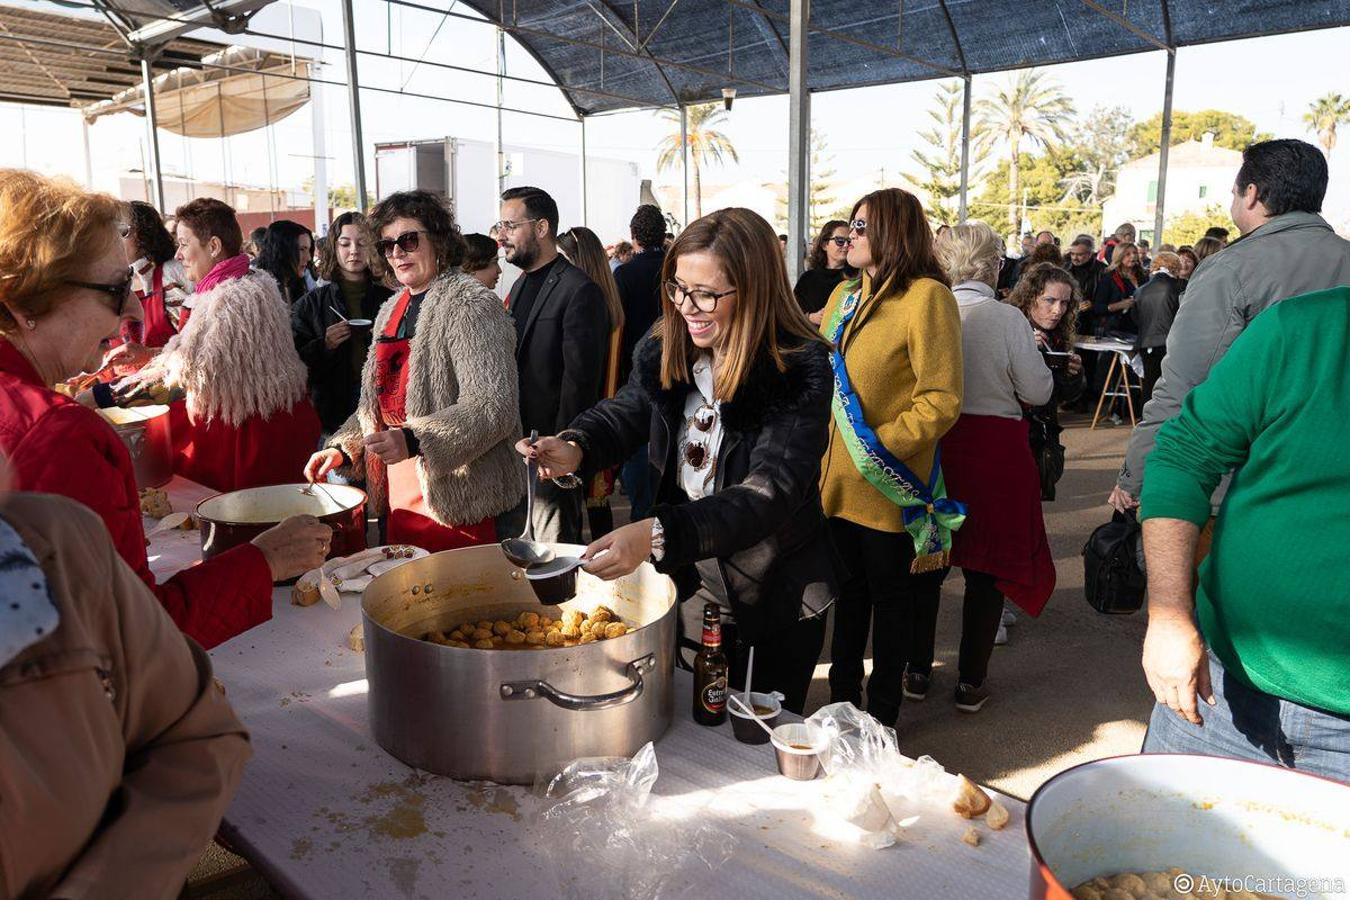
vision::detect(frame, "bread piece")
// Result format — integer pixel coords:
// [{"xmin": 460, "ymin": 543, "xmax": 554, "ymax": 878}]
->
[
  {"xmin": 961, "ymin": 826, "xmax": 980, "ymax": 847},
  {"xmin": 138, "ymin": 487, "xmax": 172, "ymax": 518},
  {"xmin": 291, "ymin": 581, "xmax": 322, "ymax": 607},
  {"xmin": 952, "ymin": 775, "xmax": 992, "ymax": 819},
  {"xmin": 986, "ymin": 800, "xmax": 1009, "ymax": 830},
  {"xmin": 347, "ymin": 623, "xmax": 365, "ymax": 652}
]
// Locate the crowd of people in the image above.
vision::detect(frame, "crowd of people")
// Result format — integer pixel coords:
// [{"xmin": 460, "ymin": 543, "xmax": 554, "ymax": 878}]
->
[{"xmin": 0, "ymin": 134, "xmax": 1347, "ymax": 893}]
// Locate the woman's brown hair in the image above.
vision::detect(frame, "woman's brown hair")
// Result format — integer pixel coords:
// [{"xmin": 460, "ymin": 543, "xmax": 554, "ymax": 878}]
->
[
  {"xmin": 1192, "ymin": 236, "xmax": 1224, "ymax": 264},
  {"xmin": 806, "ymin": 219, "xmax": 848, "ymax": 271},
  {"xmin": 851, "ymin": 188, "xmax": 948, "ymax": 296},
  {"xmin": 558, "ymin": 226, "xmax": 624, "ymax": 337},
  {"xmin": 175, "ymin": 197, "xmax": 243, "ymax": 257},
  {"xmin": 317, "ymin": 211, "xmax": 385, "ymax": 282},
  {"xmin": 1007, "ymin": 261, "xmax": 1080, "ymax": 347},
  {"xmin": 657, "ymin": 207, "xmax": 828, "ymax": 401},
  {"xmin": 367, "ymin": 190, "xmax": 465, "ymax": 286},
  {"xmin": 0, "ymin": 169, "xmax": 125, "ymax": 334}
]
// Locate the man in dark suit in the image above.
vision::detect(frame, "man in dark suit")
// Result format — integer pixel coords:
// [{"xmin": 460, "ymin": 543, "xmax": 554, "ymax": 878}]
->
[
  {"xmin": 611, "ymin": 204, "xmax": 668, "ymax": 520},
  {"xmin": 497, "ymin": 185, "xmax": 610, "ymax": 544}
]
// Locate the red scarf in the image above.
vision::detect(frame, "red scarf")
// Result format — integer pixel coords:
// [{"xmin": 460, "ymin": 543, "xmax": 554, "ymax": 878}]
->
[{"xmin": 193, "ymin": 253, "xmax": 252, "ymax": 295}]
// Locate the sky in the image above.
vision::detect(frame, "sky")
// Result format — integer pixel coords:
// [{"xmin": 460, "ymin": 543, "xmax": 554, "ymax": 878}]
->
[{"xmin": 2, "ymin": 0, "xmax": 1347, "ymax": 237}]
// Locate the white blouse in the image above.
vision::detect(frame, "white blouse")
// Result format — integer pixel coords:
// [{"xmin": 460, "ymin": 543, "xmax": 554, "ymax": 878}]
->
[{"xmin": 675, "ymin": 356, "xmax": 724, "ymax": 501}]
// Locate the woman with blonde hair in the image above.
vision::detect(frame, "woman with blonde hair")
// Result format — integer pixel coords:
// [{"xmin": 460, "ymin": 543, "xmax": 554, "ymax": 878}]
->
[
  {"xmin": 558, "ymin": 225, "xmax": 625, "ymax": 538},
  {"xmin": 292, "ymin": 211, "xmax": 393, "ymax": 435},
  {"xmin": 817, "ymin": 188, "xmax": 963, "ymax": 728},
  {"xmin": 0, "ymin": 170, "xmax": 327, "ymax": 649},
  {"xmin": 905, "ymin": 223, "xmax": 1056, "ymax": 712},
  {"xmin": 520, "ymin": 208, "xmax": 835, "ymax": 712},
  {"xmin": 1094, "ymin": 240, "xmax": 1145, "ymax": 336}
]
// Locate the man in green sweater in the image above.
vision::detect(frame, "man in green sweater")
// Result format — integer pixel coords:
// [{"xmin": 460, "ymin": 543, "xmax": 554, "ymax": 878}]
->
[{"xmin": 1139, "ymin": 286, "xmax": 1350, "ymax": 782}]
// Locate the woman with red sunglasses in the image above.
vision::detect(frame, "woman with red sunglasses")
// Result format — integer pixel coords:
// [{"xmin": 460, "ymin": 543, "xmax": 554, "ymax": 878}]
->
[
  {"xmin": 305, "ymin": 190, "xmax": 523, "ymax": 552},
  {"xmin": 0, "ymin": 171, "xmax": 328, "ymax": 650}
]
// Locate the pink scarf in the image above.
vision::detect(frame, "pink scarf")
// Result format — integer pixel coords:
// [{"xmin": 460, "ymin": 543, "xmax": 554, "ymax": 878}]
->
[{"xmin": 193, "ymin": 253, "xmax": 252, "ymax": 296}]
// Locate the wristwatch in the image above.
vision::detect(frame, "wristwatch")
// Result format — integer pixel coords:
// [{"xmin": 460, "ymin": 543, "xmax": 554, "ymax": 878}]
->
[{"xmin": 649, "ymin": 518, "xmax": 666, "ymax": 563}]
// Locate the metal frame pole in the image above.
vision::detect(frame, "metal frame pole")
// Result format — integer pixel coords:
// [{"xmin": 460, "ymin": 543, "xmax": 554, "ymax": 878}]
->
[
  {"xmin": 579, "ymin": 115, "xmax": 589, "ymax": 226},
  {"xmin": 140, "ymin": 57, "xmax": 165, "ymax": 211},
  {"xmin": 958, "ymin": 74, "xmax": 972, "ymax": 223},
  {"xmin": 786, "ymin": 0, "xmax": 810, "ymax": 283},
  {"xmin": 1153, "ymin": 48, "xmax": 1176, "ymax": 246},
  {"xmin": 680, "ymin": 104, "xmax": 689, "ymax": 227},
  {"xmin": 340, "ymin": 0, "xmax": 368, "ymax": 211},
  {"xmin": 495, "ymin": 26, "xmax": 506, "ymax": 195}
]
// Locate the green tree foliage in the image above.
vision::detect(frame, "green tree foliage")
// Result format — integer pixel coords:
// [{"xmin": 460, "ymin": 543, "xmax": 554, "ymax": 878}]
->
[
  {"xmin": 1163, "ymin": 204, "xmax": 1238, "ymax": 247},
  {"xmin": 969, "ymin": 150, "xmax": 1102, "ymax": 241},
  {"xmin": 975, "ymin": 69, "xmax": 1075, "ymax": 228},
  {"xmin": 655, "ymin": 104, "xmax": 739, "ymax": 220},
  {"xmin": 906, "ymin": 80, "xmax": 988, "ymax": 225},
  {"xmin": 1304, "ymin": 93, "xmax": 1350, "ymax": 158},
  {"xmin": 328, "ymin": 184, "xmax": 373, "ymax": 212},
  {"xmin": 1060, "ymin": 106, "xmax": 1133, "ymax": 206},
  {"xmin": 1127, "ymin": 110, "xmax": 1272, "ymax": 158}
]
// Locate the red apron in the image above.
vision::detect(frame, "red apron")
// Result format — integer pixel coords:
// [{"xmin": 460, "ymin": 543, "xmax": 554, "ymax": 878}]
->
[
  {"xmin": 373, "ymin": 288, "xmax": 496, "ymax": 552},
  {"xmin": 941, "ymin": 414, "xmax": 1056, "ymax": 616},
  {"xmin": 139, "ymin": 265, "xmax": 179, "ymax": 348}
]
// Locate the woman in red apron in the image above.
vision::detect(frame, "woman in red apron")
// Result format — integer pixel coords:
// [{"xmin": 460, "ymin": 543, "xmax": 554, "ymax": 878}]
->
[{"xmin": 306, "ymin": 192, "xmax": 524, "ymax": 552}]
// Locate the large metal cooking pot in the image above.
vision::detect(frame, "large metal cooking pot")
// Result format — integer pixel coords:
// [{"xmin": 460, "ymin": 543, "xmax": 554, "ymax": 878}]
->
[
  {"xmin": 98, "ymin": 404, "xmax": 173, "ymax": 489},
  {"xmin": 195, "ymin": 483, "xmax": 366, "ymax": 562},
  {"xmin": 1026, "ymin": 753, "xmax": 1350, "ymax": 899},
  {"xmin": 362, "ymin": 543, "xmax": 677, "ymax": 784}
]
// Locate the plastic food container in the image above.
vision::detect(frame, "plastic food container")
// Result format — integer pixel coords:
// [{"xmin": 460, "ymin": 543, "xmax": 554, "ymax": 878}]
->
[
  {"xmin": 729, "ymin": 691, "xmax": 783, "ymax": 745},
  {"xmin": 770, "ymin": 722, "xmax": 828, "ymax": 780}
]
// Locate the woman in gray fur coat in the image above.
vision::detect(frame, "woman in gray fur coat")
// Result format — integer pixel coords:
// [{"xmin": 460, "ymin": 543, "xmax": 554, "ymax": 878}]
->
[{"xmin": 305, "ymin": 191, "xmax": 523, "ymax": 550}]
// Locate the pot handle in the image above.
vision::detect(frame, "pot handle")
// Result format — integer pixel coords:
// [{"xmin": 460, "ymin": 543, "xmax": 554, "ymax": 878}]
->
[{"xmin": 499, "ymin": 654, "xmax": 656, "ymax": 711}]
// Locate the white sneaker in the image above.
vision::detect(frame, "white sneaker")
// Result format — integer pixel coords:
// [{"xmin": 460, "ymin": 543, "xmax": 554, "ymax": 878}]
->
[
  {"xmin": 994, "ymin": 623, "xmax": 1008, "ymax": 646},
  {"xmin": 1001, "ymin": 605, "xmax": 1017, "ymax": 627}
]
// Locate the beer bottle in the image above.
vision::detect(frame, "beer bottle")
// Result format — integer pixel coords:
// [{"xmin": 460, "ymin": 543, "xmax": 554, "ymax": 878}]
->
[{"xmin": 692, "ymin": 603, "xmax": 728, "ymax": 726}]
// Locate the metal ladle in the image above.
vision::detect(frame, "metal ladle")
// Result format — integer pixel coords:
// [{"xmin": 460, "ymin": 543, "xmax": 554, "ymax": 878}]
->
[{"xmin": 500, "ymin": 429, "xmax": 555, "ymax": 569}]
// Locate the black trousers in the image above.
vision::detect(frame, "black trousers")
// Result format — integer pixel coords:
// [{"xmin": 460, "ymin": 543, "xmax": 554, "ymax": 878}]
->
[
  {"xmin": 1140, "ymin": 346, "xmax": 1165, "ymax": 408},
  {"xmin": 906, "ymin": 568, "xmax": 1005, "ymax": 688},
  {"xmin": 826, "ymin": 517, "xmax": 946, "ymax": 728},
  {"xmin": 721, "ymin": 615, "xmax": 827, "ymax": 715}
]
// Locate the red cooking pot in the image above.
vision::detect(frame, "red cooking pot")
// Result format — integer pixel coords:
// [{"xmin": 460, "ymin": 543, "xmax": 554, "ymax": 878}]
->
[{"xmin": 196, "ymin": 483, "xmax": 367, "ymax": 562}]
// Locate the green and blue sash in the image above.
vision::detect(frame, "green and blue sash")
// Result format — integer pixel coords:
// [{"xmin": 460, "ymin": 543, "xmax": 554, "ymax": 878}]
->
[{"xmin": 826, "ymin": 285, "xmax": 965, "ymax": 573}]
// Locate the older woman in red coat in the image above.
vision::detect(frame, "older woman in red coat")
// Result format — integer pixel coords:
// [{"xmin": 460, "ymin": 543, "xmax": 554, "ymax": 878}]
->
[{"xmin": 0, "ymin": 170, "xmax": 329, "ymax": 648}]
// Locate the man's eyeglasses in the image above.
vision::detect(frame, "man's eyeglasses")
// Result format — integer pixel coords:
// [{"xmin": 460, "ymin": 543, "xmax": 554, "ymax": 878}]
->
[
  {"xmin": 375, "ymin": 230, "xmax": 429, "ymax": 258},
  {"xmin": 492, "ymin": 218, "xmax": 541, "ymax": 233},
  {"xmin": 828, "ymin": 237, "xmax": 850, "ymax": 248},
  {"xmin": 664, "ymin": 280, "xmax": 735, "ymax": 314},
  {"xmin": 65, "ymin": 275, "xmax": 133, "ymax": 317},
  {"xmin": 848, "ymin": 219, "xmax": 867, "ymax": 236}
]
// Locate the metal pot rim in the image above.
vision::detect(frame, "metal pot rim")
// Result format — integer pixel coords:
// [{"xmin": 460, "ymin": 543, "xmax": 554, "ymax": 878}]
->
[{"xmin": 196, "ymin": 483, "xmax": 367, "ymax": 525}]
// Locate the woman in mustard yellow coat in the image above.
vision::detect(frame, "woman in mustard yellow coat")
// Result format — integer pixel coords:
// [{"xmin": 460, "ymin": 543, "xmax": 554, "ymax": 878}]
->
[{"xmin": 818, "ymin": 188, "xmax": 964, "ymax": 729}]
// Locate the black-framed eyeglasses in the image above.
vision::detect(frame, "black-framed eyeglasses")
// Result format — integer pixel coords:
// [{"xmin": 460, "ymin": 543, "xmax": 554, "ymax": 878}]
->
[
  {"xmin": 848, "ymin": 219, "xmax": 867, "ymax": 236},
  {"xmin": 663, "ymin": 279, "xmax": 735, "ymax": 314},
  {"xmin": 64, "ymin": 275, "xmax": 133, "ymax": 317},
  {"xmin": 828, "ymin": 237, "xmax": 850, "ymax": 248},
  {"xmin": 375, "ymin": 230, "xmax": 429, "ymax": 258},
  {"xmin": 492, "ymin": 218, "xmax": 541, "ymax": 233}
]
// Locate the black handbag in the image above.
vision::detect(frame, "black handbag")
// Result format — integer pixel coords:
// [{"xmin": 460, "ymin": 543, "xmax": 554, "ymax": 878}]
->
[
  {"xmin": 1082, "ymin": 511, "xmax": 1146, "ymax": 614},
  {"xmin": 1027, "ymin": 414, "xmax": 1065, "ymax": 501}
]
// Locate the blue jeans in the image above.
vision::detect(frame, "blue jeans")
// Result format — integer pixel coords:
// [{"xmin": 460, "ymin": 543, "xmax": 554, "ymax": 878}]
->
[
  {"xmin": 1143, "ymin": 650, "xmax": 1350, "ymax": 783},
  {"xmin": 619, "ymin": 446, "xmax": 652, "ymax": 521}
]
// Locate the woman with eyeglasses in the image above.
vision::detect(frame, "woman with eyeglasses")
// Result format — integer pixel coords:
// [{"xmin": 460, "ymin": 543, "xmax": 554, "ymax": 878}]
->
[
  {"xmin": 817, "ymin": 188, "xmax": 964, "ymax": 730},
  {"xmin": 793, "ymin": 219, "xmax": 853, "ymax": 322},
  {"xmin": 291, "ymin": 212, "xmax": 393, "ymax": 436},
  {"xmin": 0, "ymin": 170, "xmax": 329, "ymax": 649},
  {"xmin": 899, "ymin": 224, "xmax": 1056, "ymax": 714},
  {"xmin": 519, "ymin": 208, "xmax": 836, "ymax": 713},
  {"xmin": 304, "ymin": 190, "xmax": 522, "ymax": 552}
]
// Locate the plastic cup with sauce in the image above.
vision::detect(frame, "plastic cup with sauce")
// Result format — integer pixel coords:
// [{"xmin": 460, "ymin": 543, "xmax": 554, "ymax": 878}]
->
[
  {"xmin": 770, "ymin": 722, "xmax": 827, "ymax": 780},
  {"xmin": 729, "ymin": 691, "xmax": 783, "ymax": 745}
]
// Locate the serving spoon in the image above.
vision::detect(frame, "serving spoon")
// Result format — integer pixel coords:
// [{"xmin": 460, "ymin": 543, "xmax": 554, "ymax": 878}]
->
[{"xmin": 500, "ymin": 430, "xmax": 555, "ymax": 569}]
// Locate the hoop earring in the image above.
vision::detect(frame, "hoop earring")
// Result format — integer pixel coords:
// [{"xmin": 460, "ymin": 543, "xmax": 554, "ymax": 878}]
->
[{"xmin": 25, "ymin": 318, "xmax": 36, "ymax": 330}]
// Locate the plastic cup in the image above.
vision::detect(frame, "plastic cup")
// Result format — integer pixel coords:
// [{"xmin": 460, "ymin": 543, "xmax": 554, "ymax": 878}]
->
[
  {"xmin": 770, "ymin": 722, "xmax": 827, "ymax": 780},
  {"xmin": 347, "ymin": 318, "xmax": 373, "ymax": 328},
  {"xmin": 729, "ymin": 692, "xmax": 782, "ymax": 745}
]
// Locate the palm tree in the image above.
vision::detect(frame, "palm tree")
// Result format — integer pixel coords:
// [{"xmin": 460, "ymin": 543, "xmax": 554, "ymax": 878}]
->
[
  {"xmin": 655, "ymin": 103, "xmax": 739, "ymax": 220},
  {"xmin": 974, "ymin": 69, "xmax": 1075, "ymax": 228},
  {"xmin": 1304, "ymin": 93, "xmax": 1350, "ymax": 160}
]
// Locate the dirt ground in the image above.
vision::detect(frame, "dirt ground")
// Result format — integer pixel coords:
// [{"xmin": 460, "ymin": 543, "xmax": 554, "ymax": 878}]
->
[{"xmin": 186, "ymin": 413, "xmax": 1147, "ymax": 898}]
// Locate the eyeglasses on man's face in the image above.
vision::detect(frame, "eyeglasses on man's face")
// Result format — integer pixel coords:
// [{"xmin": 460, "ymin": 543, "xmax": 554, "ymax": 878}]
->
[
  {"xmin": 663, "ymin": 279, "xmax": 735, "ymax": 314},
  {"xmin": 492, "ymin": 218, "xmax": 541, "ymax": 234}
]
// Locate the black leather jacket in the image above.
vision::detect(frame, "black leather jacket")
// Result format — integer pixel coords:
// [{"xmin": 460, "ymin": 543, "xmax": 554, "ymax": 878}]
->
[
  {"xmin": 291, "ymin": 279, "xmax": 392, "ymax": 433},
  {"xmin": 1133, "ymin": 272, "xmax": 1182, "ymax": 351},
  {"xmin": 565, "ymin": 333, "xmax": 837, "ymax": 643}
]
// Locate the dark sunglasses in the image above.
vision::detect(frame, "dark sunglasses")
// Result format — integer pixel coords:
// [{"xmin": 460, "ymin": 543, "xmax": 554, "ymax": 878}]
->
[
  {"xmin": 64, "ymin": 275, "xmax": 133, "ymax": 317},
  {"xmin": 848, "ymin": 219, "xmax": 867, "ymax": 236},
  {"xmin": 828, "ymin": 237, "xmax": 850, "ymax": 247},
  {"xmin": 683, "ymin": 403, "xmax": 718, "ymax": 469},
  {"xmin": 375, "ymin": 230, "xmax": 428, "ymax": 258}
]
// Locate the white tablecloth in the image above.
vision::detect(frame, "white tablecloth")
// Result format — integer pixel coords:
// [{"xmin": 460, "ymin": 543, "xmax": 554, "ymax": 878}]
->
[{"xmin": 148, "ymin": 479, "xmax": 1030, "ymax": 899}]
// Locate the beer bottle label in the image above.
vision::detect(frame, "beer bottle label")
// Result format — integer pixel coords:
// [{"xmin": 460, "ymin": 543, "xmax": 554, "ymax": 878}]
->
[
  {"xmin": 702, "ymin": 675, "xmax": 727, "ymax": 714},
  {"xmin": 702, "ymin": 622, "xmax": 721, "ymax": 648}
]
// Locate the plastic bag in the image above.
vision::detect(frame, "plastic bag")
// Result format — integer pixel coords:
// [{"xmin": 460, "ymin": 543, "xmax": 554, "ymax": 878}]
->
[
  {"xmin": 805, "ymin": 702, "xmax": 958, "ymax": 848},
  {"xmin": 533, "ymin": 742, "xmax": 735, "ymax": 899}
]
